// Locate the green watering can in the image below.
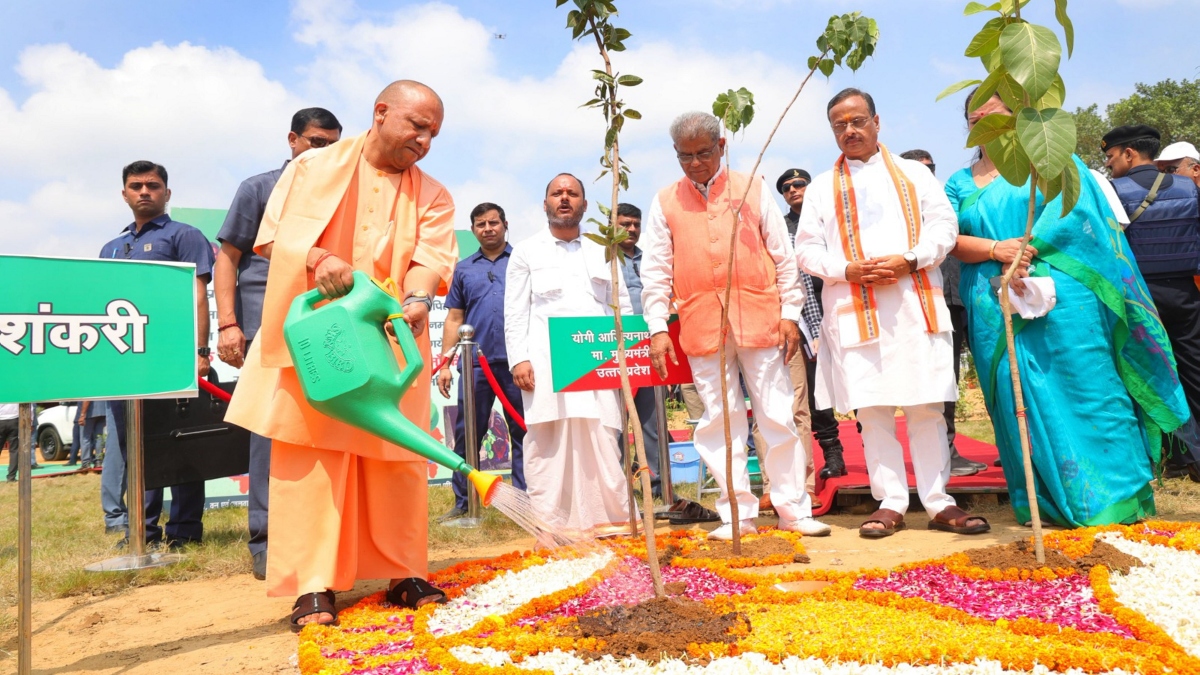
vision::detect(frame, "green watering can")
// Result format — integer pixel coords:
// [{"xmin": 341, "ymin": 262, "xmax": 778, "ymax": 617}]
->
[{"xmin": 282, "ymin": 271, "xmax": 500, "ymax": 504}]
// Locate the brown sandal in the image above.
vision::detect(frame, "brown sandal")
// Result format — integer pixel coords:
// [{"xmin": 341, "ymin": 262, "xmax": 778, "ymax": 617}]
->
[
  {"xmin": 859, "ymin": 508, "xmax": 906, "ymax": 538},
  {"xmin": 290, "ymin": 590, "xmax": 337, "ymax": 631},
  {"xmin": 928, "ymin": 505, "xmax": 990, "ymax": 534}
]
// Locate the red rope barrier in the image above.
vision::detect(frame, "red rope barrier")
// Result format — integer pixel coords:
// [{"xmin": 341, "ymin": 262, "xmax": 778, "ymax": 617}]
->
[
  {"xmin": 199, "ymin": 378, "xmax": 232, "ymax": 403},
  {"xmin": 476, "ymin": 350, "xmax": 526, "ymax": 431}
]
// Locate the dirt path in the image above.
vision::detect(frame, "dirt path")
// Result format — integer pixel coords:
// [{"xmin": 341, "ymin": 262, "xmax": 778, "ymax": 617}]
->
[{"xmin": 2, "ymin": 509, "xmax": 1027, "ymax": 674}]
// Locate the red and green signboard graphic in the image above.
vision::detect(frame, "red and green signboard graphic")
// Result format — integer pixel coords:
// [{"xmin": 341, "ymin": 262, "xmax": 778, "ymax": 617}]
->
[{"xmin": 548, "ymin": 315, "xmax": 692, "ymax": 392}]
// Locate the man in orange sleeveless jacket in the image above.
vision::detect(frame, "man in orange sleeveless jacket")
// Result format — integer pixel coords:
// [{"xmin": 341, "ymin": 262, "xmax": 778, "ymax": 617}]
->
[{"xmin": 644, "ymin": 111, "xmax": 831, "ymax": 540}]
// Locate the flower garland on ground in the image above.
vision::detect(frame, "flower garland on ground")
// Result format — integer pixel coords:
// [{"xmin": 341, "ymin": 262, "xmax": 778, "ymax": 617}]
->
[{"xmin": 297, "ymin": 522, "xmax": 1200, "ymax": 675}]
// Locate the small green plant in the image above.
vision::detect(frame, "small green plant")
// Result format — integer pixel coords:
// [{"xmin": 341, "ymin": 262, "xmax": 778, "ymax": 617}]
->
[
  {"xmin": 937, "ymin": 0, "xmax": 1077, "ymax": 562},
  {"xmin": 710, "ymin": 12, "xmax": 878, "ymax": 552},
  {"xmin": 557, "ymin": 0, "xmax": 663, "ymax": 598}
]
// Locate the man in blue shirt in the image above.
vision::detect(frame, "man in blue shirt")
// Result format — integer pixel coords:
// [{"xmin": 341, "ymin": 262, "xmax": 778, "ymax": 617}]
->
[
  {"xmin": 100, "ymin": 160, "xmax": 216, "ymax": 548},
  {"xmin": 436, "ymin": 203, "xmax": 527, "ymax": 520},
  {"xmin": 213, "ymin": 107, "xmax": 342, "ymax": 579},
  {"xmin": 614, "ymin": 203, "xmax": 665, "ymax": 498}
]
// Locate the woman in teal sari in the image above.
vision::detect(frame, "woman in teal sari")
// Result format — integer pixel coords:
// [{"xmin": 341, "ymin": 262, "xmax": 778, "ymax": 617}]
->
[{"xmin": 946, "ymin": 94, "xmax": 1189, "ymax": 527}]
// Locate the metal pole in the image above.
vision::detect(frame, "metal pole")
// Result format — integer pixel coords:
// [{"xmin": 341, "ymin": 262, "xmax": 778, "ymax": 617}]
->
[
  {"xmin": 17, "ymin": 403, "xmax": 33, "ymax": 675},
  {"xmin": 443, "ymin": 325, "xmax": 483, "ymax": 528},
  {"xmin": 86, "ymin": 399, "xmax": 183, "ymax": 571},
  {"xmin": 126, "ymin": 399, "xmax": 146, "ymax": 558},
  {"xmin": 653, "ymin": 386, "xmax": 675, "ymax": 505}
]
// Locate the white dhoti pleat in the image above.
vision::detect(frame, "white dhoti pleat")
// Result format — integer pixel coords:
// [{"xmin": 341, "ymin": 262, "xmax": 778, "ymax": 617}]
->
[
  {"xmin": 523, "ymin": 417, "xmax": 631, "ymax": 532},
  {"xmin": 857, "ymin": 403, "xmax": 956, "ymax": 517},
  {"xmin": 690, "ymin": 334, "xmax": 814, "ymax": 524}
]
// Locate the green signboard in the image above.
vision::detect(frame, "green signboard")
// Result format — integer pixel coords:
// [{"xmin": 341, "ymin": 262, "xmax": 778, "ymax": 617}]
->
[
  {"xmin": 548, "ymin": 315, "xmax": 692, "ymax": 392},
  {"xmin": 0, "ymin": 255, "xmax": 199, "ymax": 403}
]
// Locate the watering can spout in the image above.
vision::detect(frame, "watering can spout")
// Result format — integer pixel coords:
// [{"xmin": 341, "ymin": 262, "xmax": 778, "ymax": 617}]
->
[{"xmin": 282, "ymin": 271, "xmax": 492, "ymax": 490}]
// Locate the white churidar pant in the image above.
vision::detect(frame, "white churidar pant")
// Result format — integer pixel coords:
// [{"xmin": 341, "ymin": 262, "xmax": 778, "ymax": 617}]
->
[
  {"xmin": 690, "ymin": 333, "xmax": 813, "ymax": 524},
  {"xmin": 523, "ymin": 417, "xmax": 631, "ymax": 533},
  {"xmin": 856, "ymin": 403, "xmax": 955, "ymax": 517}
]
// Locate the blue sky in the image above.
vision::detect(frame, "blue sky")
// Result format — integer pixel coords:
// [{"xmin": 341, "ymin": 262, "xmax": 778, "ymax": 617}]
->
[{"xmin": 3, "ymin": 0, "xmax": 1199, "ymax": 256}]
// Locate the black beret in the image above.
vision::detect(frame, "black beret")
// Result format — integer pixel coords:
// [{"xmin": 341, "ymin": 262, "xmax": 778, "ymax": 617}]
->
[
  {"xmin": 1101, "ymin": 124, "xmax": 1161, "ymax": 151},
  {"xmin": 776, "ymin": 168, "xmax": 811, "ymax": 194}
]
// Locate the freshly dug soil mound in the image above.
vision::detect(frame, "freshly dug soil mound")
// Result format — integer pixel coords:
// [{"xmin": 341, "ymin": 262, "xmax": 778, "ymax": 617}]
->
[
  {"xmin": 964, "ymin": 539, "xmax": 1143, "ymax": 574},
  {"xmin": 679, "ymin": 535, "xmax": 795, "ymax": 561},
  {"xmin": 576, "ymin": 597, "xmax": 744, "ymax": 662}
]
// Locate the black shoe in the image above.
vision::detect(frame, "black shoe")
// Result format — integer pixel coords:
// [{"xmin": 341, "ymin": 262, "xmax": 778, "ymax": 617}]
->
[
  {"xmin": 994, "ymin": 458, "xmax": 1002, "ymax": 467},
  {"xmin": 1188, "ymin": 463, "xmax": 1200, "ymax": 484},
  {"xmin": 949, "ymin": 447, "xmax": 984, "ymax": 477},
  {"xmin": 437, "ymin": 506, "xmax": 468, "ymax": 522},
  {"xmin": 252, "ymin": 550, "xmax": 267, "ymax": 580},
  {"xmin": 819, "ymin": 444, "xmax": 847, "ymax": 479},
  {"xmin": 165, "ymin": 538, "xmax": 199, "ymax": 552},
  {"xmin": 65, "ymin": 462, "xmax": 78, "ymax": 467}
]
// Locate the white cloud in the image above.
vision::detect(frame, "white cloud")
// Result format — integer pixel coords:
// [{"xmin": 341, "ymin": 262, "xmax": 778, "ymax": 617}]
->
[{"xmin": 2, "ymin": 0, "xmax": 842, "ymax": 258}]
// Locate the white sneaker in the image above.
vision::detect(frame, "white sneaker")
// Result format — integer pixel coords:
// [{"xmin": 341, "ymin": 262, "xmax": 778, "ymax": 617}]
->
[
  {"xmin": 779, "ymin": 516, "xmax": 832, "ymax": 537},
  {"xmin": 707, "ymin": 520, "xmax": 758, "ymax": 540}
]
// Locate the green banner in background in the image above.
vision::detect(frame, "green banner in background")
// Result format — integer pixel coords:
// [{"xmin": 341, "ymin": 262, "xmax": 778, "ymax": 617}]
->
[{"xmin": 0, "ymin": 255, "xmax": 199, "ymax": 403}]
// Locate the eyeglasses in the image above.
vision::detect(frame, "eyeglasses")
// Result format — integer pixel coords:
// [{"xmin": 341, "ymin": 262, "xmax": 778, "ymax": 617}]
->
[
  {"xmin": 831, "ymin": 116, "xmax": 873, "ymax": 135},
  {"xmin": 782, "ymin": 179, "xmax": 808, "ymax": 191},
  {"xmin": 676, "ymin": 146, "xmax": 718, "ymax": 164},
  {"xmin": 302, "ymin": 135, "xmax": 336, "ymax": 148}
]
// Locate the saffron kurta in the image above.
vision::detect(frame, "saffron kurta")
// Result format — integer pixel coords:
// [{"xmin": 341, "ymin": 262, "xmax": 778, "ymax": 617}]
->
[{"xmin": 225, "ymin": 131, "xmax": 457, "ymax": 597}]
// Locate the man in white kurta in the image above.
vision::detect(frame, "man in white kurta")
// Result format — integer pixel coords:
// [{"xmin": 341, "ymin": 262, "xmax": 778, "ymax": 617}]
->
[
  {"xmin": 796, "ymin": 88, "xmax": 989, "ymax": 538},
  {"xmin": 505, "ymin": 173, "xmax": 633, "ymax": 535},
  {"xmin": 644, "ymin": 111, "xmax": 830, "ymax": 540}
]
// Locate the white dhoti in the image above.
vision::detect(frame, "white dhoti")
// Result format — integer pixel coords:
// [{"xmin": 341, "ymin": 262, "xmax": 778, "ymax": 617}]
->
[
  {"xmin": 691, "ymin": 334, "xmax": 813, "ymax": 524},
  {"xmin": 857, "ymin": 403, "xmax": 955, "ymax": 517},
  {"xmin": 523, "ymin": 417, "xmax": 631, "ymax": 532}
]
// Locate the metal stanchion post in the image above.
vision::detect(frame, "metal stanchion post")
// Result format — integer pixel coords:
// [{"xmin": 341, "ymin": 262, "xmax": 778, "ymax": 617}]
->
[
  {"xmin": 443, "ymin": 325, "xmax": 483, "ymax": 529},
  {"xmin": 17, "ymin": 403, "xmax": 33, "ymax": 675},
  {"xmin": 653, "ymin": 386, "xmax": 675, "ymax": 506},
  {"xmin": 86, "ymin": 400, "xmax": 183, "ymax": 571}
]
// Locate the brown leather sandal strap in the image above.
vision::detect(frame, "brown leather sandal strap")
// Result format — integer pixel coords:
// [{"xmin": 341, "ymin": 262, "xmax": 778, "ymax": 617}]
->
[{"xmin": 863, "ymin": 508, "xmax": 904, "ymax": 528}]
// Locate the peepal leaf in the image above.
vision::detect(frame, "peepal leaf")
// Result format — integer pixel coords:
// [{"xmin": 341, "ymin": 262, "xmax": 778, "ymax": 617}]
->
[
  {"xmin": 1015, "ymin": 107, "xmax": 1076, "ymax": 179},
  {"xmin": 985, "ymin": 129, "xmax": 1032, "ymax": 188},
  {"xmin": 1058, "ymin": 159, "xmax": 1081, "ymax": 216},
  {"xmin": 938, "ymin": 78, "xmax": 982, "ymax": 102},
  {"xmin": 966, "ymin": 113, "xmax": 1015, "ymax": 147},
  {"xmin": 1054, "ymin": 0, "xmax": 1075, "ymax": 58},
  {"xmin": 999, "ymin": 22, "xmax": 1062, "ymax": 102}
]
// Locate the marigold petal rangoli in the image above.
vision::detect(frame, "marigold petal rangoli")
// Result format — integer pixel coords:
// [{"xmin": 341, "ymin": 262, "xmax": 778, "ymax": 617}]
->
[{"xmin": 298, "ymin": 523, "xmax": 1200, "ymax": 674}]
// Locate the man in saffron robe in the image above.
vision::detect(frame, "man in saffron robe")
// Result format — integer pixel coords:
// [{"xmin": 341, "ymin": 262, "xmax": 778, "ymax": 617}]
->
[
  {"xmin": 795, "ymin": 87, "xmax": 989, "ymax": 538},
  {"xmin": 644, "ymin": 111, "xmax": 831, "ymax": 541},
  {"xmin": 225, "ymin": 80, "xmax": 458, "ymax": 628}
]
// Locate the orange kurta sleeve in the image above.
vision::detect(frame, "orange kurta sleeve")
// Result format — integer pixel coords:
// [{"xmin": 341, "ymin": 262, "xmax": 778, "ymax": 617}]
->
[{"xmin": 408, "ymin": 175, "xmax": 458, "ymax": 295}]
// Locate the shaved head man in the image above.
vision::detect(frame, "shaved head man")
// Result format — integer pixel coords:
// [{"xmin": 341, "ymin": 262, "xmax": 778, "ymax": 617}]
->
[{"xmin": 226, "ymin": 80, "xmax": 459, "ymax": 628}]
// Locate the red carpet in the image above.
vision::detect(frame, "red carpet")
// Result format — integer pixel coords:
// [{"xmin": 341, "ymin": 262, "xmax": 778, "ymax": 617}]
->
[{"xmin": 670, "ymin": 416, "xmax": 1004, "ymax": 517}]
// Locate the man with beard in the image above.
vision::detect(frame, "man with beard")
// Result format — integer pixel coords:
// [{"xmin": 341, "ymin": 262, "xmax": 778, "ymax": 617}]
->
[{"xmin": 504, "ymin": 174, "xmax": 633, "ymax": 534}]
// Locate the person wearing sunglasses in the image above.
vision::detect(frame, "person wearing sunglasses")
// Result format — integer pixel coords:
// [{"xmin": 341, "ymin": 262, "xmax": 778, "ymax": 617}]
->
[
  {"xmin": 1155, "ymin": 141, "xmax": 1200, "ymax": 189},
  {"xmin": 644, "ymin": 111, "xmax": 832, "ymax": 540},
  {"xmin": 212, "ymin": 107, "xmax": 341, "ymax": 582},
  {"xmin": 796, "ymin": 87, "xmax": 990, "ymax": 539}
]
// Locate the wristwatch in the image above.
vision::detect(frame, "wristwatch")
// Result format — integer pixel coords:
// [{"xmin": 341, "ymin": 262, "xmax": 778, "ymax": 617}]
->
[
  {"xmin": 902, "ymin": 251, "xmax": 918, "ymax": 273},
  {"xmin": 403, "ymin": 289, "xmax": 433, "ymax": 312},
  {"xmin": 197, "ymin": 347, "xmax": 211, "ymax": 357}
]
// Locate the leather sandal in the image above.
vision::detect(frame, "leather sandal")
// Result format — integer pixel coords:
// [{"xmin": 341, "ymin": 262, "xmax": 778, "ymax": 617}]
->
[
  {"xmin": 859, "ymin": 508, "xmax": 906, "ymax": 539},
  {"xmin": 387, "ymin": 578, "xmax": 448, "ymax": 609},
  {"xmin": 662, "ymin": 499, "xmax": 721, "ymax": 524},
  {"xmin": 928, "ymin": 505, "xmax": 990, "ymax": 534},
  {"xmin": 290, "ymin": 590, "xmax": 337, "ymax": 632}
]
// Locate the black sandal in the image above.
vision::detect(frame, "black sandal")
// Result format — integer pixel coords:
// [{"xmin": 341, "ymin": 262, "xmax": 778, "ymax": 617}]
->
[
  {"xmin": 387, "ymin": 578, "xmax": 448, "ymax": 609},
  {"xmin": 290, "ymin": 590, "xmax": 337, "ymax": 632},
  {"xmin": 662, "ymin": 499, "xmax": 721, "ymax": 524}
]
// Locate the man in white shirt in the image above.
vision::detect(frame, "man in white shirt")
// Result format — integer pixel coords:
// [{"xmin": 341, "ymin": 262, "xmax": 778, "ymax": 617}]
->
[
  {"xmin": 644, "ymin": 111, "xmax": 830, "ymax": 540},
  {"xmin": 795, "ymin": 88, "xmax": 989, "ymax": 538},
  {"xmin": 504, "ymin": 173, "xmax": 633, "ymax": 535}
]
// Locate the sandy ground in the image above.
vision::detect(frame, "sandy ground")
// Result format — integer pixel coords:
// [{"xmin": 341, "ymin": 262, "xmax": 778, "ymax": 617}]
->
[{"xmin": 1, "ymin": 507, "xmax": 1030, "ymax": 675}]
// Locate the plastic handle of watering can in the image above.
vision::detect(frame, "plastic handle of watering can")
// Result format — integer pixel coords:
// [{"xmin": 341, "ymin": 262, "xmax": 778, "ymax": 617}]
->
[{"xmin": 386, "ymin": 309, "xmax": 425, "ymax": 392}]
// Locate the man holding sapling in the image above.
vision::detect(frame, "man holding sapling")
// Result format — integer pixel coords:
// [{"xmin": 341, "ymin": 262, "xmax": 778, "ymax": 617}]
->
[{"xmin": 644, "ymin": 111, "xmax": 830, "ymax": 540}]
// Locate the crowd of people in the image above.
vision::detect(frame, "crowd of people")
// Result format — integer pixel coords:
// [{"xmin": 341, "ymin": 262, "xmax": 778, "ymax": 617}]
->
[{"xmin": 83, "ymin": 78, "xmax": 1200, "ymax": 630}]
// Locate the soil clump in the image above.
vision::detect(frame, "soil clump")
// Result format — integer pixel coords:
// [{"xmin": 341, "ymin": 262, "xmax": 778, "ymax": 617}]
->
[
  {"xmin": 679, "ymin": 535, "xmax": 795, "ymax": 561},
  {"xmin": 575, "ymin": 597, "xmax": 744, "ymax": 662},
  {"xmin": 964, "ymin": 539, "xmax": 1143, "ymax": 574}
]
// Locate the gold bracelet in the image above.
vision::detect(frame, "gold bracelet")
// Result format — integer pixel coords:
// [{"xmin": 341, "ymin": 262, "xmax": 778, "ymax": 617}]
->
[{"xmin": 988, "ymin": 240, "xmax": 999, "ymax": 261}]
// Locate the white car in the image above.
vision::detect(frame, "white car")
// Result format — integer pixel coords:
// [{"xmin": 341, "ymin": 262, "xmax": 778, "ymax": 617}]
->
[{"xmin": 36, "ymin": 403, "xmax": 79, "ymax": 462}]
